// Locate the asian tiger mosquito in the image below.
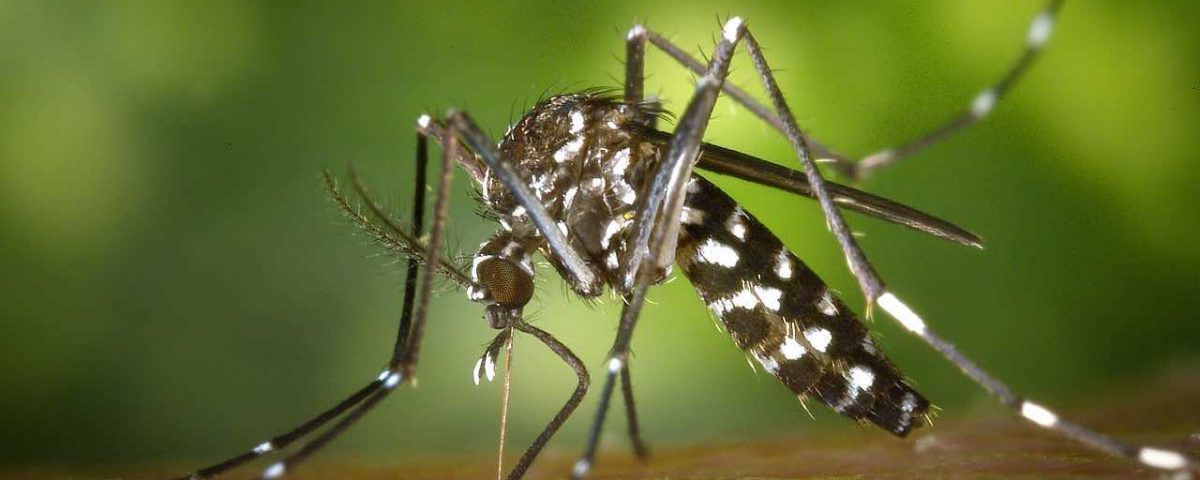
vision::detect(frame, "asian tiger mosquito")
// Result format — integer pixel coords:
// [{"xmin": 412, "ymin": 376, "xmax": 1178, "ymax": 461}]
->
[{"xmin": 172, "ymin": 1, "xmax": 1199, "ymax": 478}]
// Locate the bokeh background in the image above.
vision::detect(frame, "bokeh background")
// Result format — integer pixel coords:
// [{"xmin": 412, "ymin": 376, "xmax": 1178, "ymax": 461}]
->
[{"xmin": 2, "ymin": 0, "xmax": 1198, "ymax": 474}]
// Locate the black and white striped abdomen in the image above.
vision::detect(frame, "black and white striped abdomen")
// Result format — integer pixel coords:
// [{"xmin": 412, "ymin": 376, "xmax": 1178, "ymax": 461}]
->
[{"xmin": 676, "ymin": 175, "xmax": 930, "ymax": 436}]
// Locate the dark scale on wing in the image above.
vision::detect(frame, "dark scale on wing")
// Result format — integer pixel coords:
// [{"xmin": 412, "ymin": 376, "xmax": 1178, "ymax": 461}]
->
[
  {"xmin": 675, "ymin": 175, "xmax": 930, "ymax": 436},
  {"xmin": 488, "ymin": 93, "xmax": 664, "ymax": 297}
]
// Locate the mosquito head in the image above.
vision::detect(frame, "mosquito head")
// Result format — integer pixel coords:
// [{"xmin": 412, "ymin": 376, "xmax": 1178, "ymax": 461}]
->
[
  {"xmin": 476, "ymin": 256, "xmax": 534, "ymax": 329},
  {"xmin": 469, "ymin": 233, "xmax": 537, "ymax": 329}
]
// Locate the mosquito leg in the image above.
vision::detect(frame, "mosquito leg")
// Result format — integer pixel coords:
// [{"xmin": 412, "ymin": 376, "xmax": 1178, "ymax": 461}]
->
[
  {"xmin": 171, "ymin": 118, "xmax": 442, "ymax": 480},
  {"xmin": 256, "ymin": 119, "xmax": 459, "ymax": 479},
  {"xmin": 636, "ymin": 24, "xmax": 837, "ymax": 160},
  {"xmin": 171, "ymin": 381, "xmax": 382, "ymax": 479},
  {"xmin": 848, "ymin": 0, "xmax": 1064, "ymax": 179},
  {"xmin": 393, "ymin": 130, "xmax": 429, "ymax": 356},
  {"xmin": 624, "ymin": 23, "xmax": 645, "ymax": 106},
  {"xmin": 617, "ymin": 22, "xmax": 655, "ymax": 463},
  {"xmin": 739, "ymin": 26, "xmax": 887, "ymax": 305},
  {"xmin": 619, "ymin": 364, "xmax": 650, "ymax": 460},
  {"xmin": 639, "ymin": 0, "xmax": 1064, "ymax": 180},
  {"xmin": 574, "ymin": 18, "xmax": 749, "ymax": 479},
  {"xmin": 874, "ymin": 294, "xmax": 1198, "ymax": 473},
  {"xmin": 732, "ymin": 18, "xmax": 1194, "ymax": 475},
  {"xmin": 503, "ymin": 320, "xmax": 590, "ymax": 480}
]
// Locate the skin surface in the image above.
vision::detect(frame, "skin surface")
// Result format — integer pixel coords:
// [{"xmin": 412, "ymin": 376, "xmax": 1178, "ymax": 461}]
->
[{"xmin": 23, "ymin": 367, "xmax": 1199, "ymax": 480}]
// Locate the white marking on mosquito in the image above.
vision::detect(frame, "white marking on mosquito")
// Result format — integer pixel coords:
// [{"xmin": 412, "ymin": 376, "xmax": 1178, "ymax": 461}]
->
[
  {"xmin": 803, "ymin": 327, "xmax": 833, "ymax": 353},
  {"xmin": 416, "ymin": 114, "xmax": 431, "ymax": 129},
  {"xmin": 696, "ymin": 74, "xmax": 719, "ymax": 92},
  {"xmin": 383, "ymin": 372, "xmax": 402, "ymax": 389},
  {"xmin": 723, "ymin": 17, "xmax": 744, "ymax": 43},
  {"xmin": 607, "ymin": 357, "xmax": 624, "ymax": 373},
  {"xmin": 1138, "ymin": 447, "xmax": 1187, "ymax": 470},
  {"xmin": 601, "ymin": 218, "xmax": 626, "ymax": 249},
  {"xmin": 620, "ymin": 185, "xmax": 637, "ymax": 205},
  {"xmin": 970, "ymin": 89, "xmax": 997, "ymax": 118},
  {"xmin": 695, "ymin": 239, "xmax": 739, "ymax": 267},
  {"xmin": 898, "ymin": 391, "xmax": 918, "ymax": 429},
  {"xmin": 861, "ymin": 149, "xmax": 896, "ymax": 168},
  {"xmin": 627, "ymin": 24, "xmax": 646, "ymax": 41},
  {"xmin": 753, "ymin": 285, "xmax": 782, "ymax": 311},
  {"xmin": 554, "ymin": 137, "xmax": 585, "ymax": 163},
  {"xmin": 1027, "ymin": 12, "xmax": 1054, "ymax": 48},
  {"xmin": 501, "ymin": 240, "xmax": 522, "ymax": 258},
  {"xmin": 572, "ymin": 459, "xmax": 591, "ymax": 477},
  {"xmin": 535, "ymin": 173, "xmax": 555, "ymax": 193},
  {"xmin": 589, "ymin": 177, "xmax": 604, "ymax": 189},
  {"xmin": 752, "ymin": 350, "xmax": 779, "ymax": 374},
  {"xmin": 780, "ymin": 336, "xmax": 806, "ymax": 360},
  {"xmin": 774, "ymin": 249, "xmax": 793, "ymax": 279},
  {"xmin": 731, "ymin": 288, "xmax": 759, "ymax": 309},
  {"xmin": 481, "ymin": 170, "xmax": 492, "ymax": 203},
  {"xmin": 471, "ymin": 255, "xmax": 496, "ymax": 283},
  {"xmin": 557, "ymin": 221, "xmax": 569, "ymax": 237},
  {"xmin": 563, "ymin": 186, "xmax": 578, "ymax": 209},
  {"xmin": 725, "ymin": 207, "xmax": 747, "ymax": 240},
  {"xmin": 681, "ymin": 206, "xmax": 705, "ymax": 225},
  {"xmin": 817, "ymin": 290, "xmax": 838, "ymax": 316},
  {"xmin": 262, "ymin": 462, "xmax": 285, "ymax": 479},
  {"xmin": 570, "ymin": 110, "xmax": 585, "ymax": 134},
  {"xmin": 861, "ymin": 336, "xmax": 878, "ymax": 354},
  {"xmin": 709, "ymin": 287, "xmax": 759, "ymax": 316},
  {"xmin": 686, "ymin": 178, "xmax": 700, "ymax": 194},
  {"xmin": 878, "ymin": 292, "xmax": 927, "ymax": 335},
  {"xmin": 484, "ymin": 353, "xmax": 497, "ymax": 382},
  {"xmin": 611, "ymin": 181, "xmax": 637, "ymax": 205},
  {"xmin": 1020, "ymin": 401, "xmax": 1058, "ymax": 427},
  {"xmin": 511, "ymin": 205, "xmax": 526, "ymax": 217},
  {"xmin": 472, "ymin": 358, "xmax": 484, "ymax": 386},
  {"xmin": 253, "ymin": 441, "xmax": 274, "ymax": 454},
  {"xmin": 848, "ymin": 366, "xmax": 875, "ymax": 391},
  {"xmin": 606, "ymin": 251, "xmax": 620, "ymax": 270},
  {"xmin": 612, "ymin": 148, "xmax": 631, "ymax": 176},
  {"xmin": 377, "ymin": 369, "xmax": 392, "ymax": 382}
]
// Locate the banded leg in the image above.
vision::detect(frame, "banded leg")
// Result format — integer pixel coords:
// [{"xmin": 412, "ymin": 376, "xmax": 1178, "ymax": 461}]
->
[
  {"xmin": 344, "ymin": 161, "xmax": 595, "ymax": 480},
  {"xmin": 733, "ymin": 13, "xmax": 1197, "ymax": 476},
  {"xmin": 628, "ymin": 0, "xmax": 1065, "ymax": 180},
  {"xmin": 875, "ymin": 294, "xmax": 1199, "ymax": 473},
  {"xmin": 574, "ymin": 17, "xmax": 748, "ymax": 479},
  {"xmin": 171, "ymin": 120, "xmax": 439, "ymax": 480},
  {"xmin": 253, "ymin": 119, "xmax": 460, "ymax": 479}
]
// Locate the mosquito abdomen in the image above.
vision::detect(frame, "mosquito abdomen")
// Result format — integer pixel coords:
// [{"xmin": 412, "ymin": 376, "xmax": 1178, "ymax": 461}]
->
[{"xmin": 675, "ymin": 175, "xmax": 930, "ymax": 436}]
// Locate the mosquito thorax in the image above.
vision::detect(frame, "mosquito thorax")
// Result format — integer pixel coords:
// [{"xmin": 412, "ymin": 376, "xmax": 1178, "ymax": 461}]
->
[{"xmin": 481, "ymin": 93, "xmax": 664, "ymax": 297}]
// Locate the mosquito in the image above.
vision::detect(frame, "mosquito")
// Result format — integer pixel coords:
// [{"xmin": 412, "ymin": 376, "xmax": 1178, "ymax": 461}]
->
[{"xmin": 172, "ymin": 1, "xmax": 1198, "ymax": 478}]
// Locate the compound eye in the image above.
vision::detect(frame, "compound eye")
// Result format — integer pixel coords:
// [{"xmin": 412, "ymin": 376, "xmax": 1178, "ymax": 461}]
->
[{"xmin": 476, "ymin": 257, "xmax": 534, "ymax": 308}]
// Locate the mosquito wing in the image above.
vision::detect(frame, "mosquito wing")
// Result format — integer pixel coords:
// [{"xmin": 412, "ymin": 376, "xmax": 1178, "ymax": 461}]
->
[{"xmin": 633, "ymin": 126, "xmax": 982, "ymax": 248}]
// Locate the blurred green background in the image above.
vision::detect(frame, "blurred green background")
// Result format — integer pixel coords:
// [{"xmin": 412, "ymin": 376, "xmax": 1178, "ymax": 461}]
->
[{"xmin": 2, "ymin": 0, "xmax": 1198, "ymax": 473}]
